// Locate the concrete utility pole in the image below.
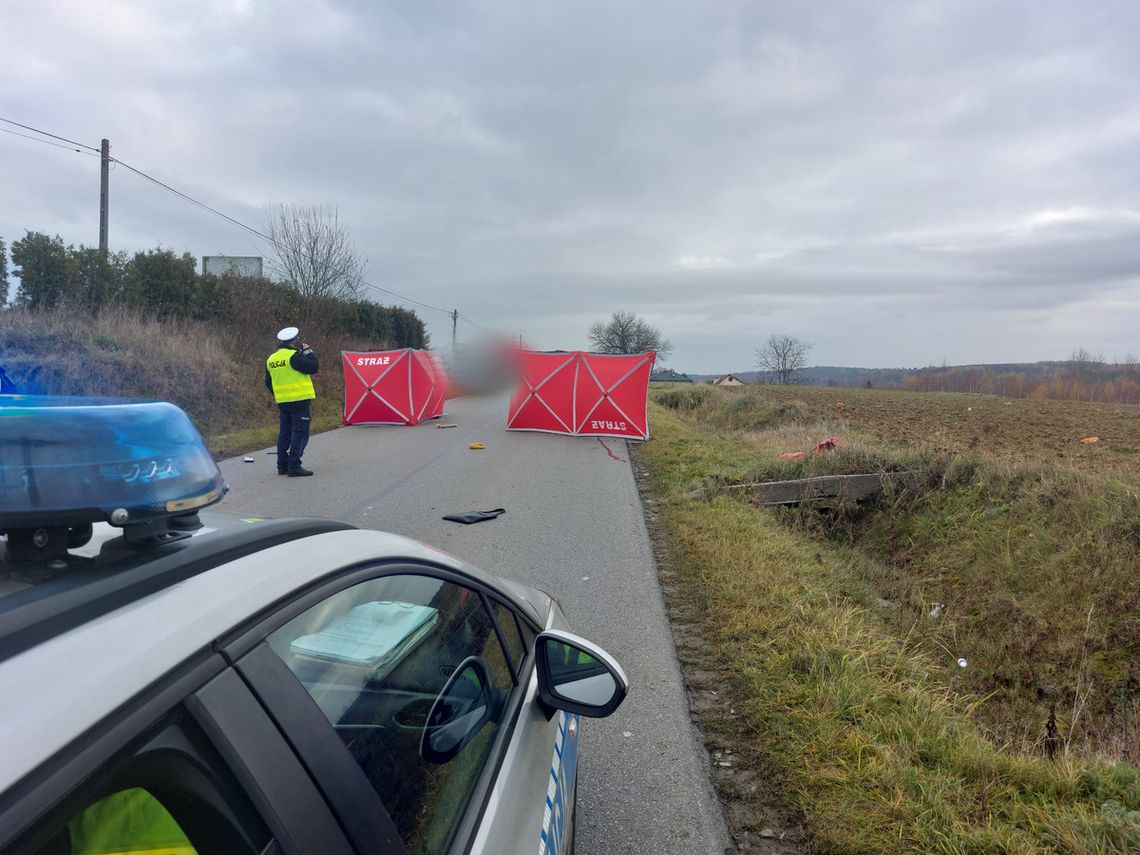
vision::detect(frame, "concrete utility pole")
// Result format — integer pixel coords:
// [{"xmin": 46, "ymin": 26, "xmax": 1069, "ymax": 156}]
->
[
  {"xmin": 99, "ymin": 139, "xmax": 110, "ymax": 253},
  {"xmin": 451, "ymin": 309, "xmax": 458, "ymax": 345}
]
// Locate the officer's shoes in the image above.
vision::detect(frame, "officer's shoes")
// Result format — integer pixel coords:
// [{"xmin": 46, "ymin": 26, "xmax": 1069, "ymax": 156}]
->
[{"xmin": 287, "ymin": 467, "xmax": 314, "ymax": 477}]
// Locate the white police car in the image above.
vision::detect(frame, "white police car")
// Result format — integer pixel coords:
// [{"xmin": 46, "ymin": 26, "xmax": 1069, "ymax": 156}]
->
[{"xmin": 0, "ymin": 396, "xmax": 628, "ymax": 855}]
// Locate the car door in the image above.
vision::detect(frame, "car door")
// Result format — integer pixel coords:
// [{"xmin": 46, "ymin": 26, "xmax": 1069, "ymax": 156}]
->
[
  {"xmin": 227, "ymin": 562, "xmax": 549, "ymax": 855},
  {"xmin": 1, "ymin": 654, "xmax": 352, "ymax": 855}
]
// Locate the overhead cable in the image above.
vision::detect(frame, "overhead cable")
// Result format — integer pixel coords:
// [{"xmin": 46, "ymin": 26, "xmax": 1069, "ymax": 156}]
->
[
  {"xmin": 0, "ymin": 116, "xmax": 100, "ymax": 152},
  {"xmin": 2, "ymin": 115, "xmax": 501, "ymax": 331},
  {"xmin": 459, "ymin": 314, "xmax": 495, "ymax": 333},
  {"xmin": 362, "ymin": 281, "xmax": 452, "ymax": 317},
  {"xmin": 110, "ymin": 156, "xmax": 275, "ymax": 244},
  {"xmin": 0, "ymin": 125, "xmax": 100, "ymax": 156}
]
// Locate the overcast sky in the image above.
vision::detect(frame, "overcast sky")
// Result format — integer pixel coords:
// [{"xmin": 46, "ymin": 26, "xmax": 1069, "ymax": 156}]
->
[{"xmin": 3, "ymin": 0, "xmax": 1140, "ymax": 372}]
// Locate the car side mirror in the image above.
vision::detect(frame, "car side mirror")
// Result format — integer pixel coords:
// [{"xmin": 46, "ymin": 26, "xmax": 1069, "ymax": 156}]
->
[
  {"xmin": 420, "ymin": 656, "xmax": 496, "ymax": 764},
  {"xmin": 535, "ymin": 630, "xmax": 629, "ymax": 718}
]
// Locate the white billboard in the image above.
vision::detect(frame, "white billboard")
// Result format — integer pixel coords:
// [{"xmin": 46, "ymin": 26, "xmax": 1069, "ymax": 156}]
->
[{"xmin": 202, "ymin": 255, "xmax": 263, "ymax": 278}]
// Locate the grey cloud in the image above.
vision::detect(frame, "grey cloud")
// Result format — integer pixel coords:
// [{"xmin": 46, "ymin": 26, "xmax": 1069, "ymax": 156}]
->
[{"xmin": 3, "ymin": 0, "xmax": 1140, "ymax": 371}]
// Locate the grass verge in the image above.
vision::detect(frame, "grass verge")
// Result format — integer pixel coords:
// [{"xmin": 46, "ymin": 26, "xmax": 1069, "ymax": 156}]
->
[
  {"xmin": 636, "ymin": 401, "xmax": 1140, "ymax": 853},
  {"xmin": 205, "ymin": 396, "xmax": 345, "ymax": 459}
]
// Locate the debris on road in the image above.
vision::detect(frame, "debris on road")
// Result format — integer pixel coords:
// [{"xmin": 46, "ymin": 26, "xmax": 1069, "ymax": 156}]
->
[
  {"xmin": 436, "ymin": 423, "xmax": 458, "ymax": 429},
  {"xmin": 442, "ymin": 508, "xmax": 506, "ymax": 525},
  {"xmin": 469, "ymin": 442, "xmax": 486, "ymax": 449},
  {"xmin": 242, "ymin": 456, "xmax": 254, "ymax": 463}
]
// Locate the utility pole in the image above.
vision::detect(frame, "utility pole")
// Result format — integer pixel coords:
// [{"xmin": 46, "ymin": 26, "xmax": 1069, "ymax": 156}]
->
[
  {"xmin": 99, "ymin": 139, "xmax": 110, "ymax": 253},
  {"xmin": 451, "ymin": 309, "xmax": 458, "ymax": 346}
]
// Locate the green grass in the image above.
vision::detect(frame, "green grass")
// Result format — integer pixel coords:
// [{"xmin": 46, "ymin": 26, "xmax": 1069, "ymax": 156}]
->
[
  {"xmin": 637, "ymin": 395, "xmax": 1140, "ymax": 852},
  {"xmin": 206, "ymin": 395, "xmax": 345, "ymax": 459}
]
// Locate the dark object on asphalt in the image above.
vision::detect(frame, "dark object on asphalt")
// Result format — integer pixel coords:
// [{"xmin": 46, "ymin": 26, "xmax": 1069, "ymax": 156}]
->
[
  {"xmin": 287, "ymin": 467, "xmax": 314, "ymax": 477},
  {"xmin": 442, "ymin": 508, "xmax": 506, "ymax": 525}
]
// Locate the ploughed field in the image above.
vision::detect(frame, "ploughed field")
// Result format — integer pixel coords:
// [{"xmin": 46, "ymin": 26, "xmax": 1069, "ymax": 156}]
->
[{"xmin": 741, "ymin": 383, "xmax": 1140, "ymax": 478}]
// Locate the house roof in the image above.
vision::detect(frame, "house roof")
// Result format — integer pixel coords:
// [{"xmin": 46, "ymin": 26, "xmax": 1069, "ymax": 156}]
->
[{"xmin": 650, "ymin": 368, "xmax": 693, "ymax": 382}]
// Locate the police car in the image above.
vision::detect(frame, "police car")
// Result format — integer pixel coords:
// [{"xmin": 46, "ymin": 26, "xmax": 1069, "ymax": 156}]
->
[{"xmin": 0, "ymin": 396, "xmax": 628, "ymax": 855}]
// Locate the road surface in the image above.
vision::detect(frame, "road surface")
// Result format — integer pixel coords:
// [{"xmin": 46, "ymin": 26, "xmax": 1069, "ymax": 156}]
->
[{"xmin": 217, "ymin": 392, "xmax": 730, "ymax": 854}]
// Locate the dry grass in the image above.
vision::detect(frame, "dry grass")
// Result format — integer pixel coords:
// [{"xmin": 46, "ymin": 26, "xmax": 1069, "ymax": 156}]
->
[
  {"xmin": 639, "ymin": 387, "xmax": 1140, "ymax": 852},
  {"xmin": 0, "ymin": 306, "xmax": 357, "ymax": 451}
]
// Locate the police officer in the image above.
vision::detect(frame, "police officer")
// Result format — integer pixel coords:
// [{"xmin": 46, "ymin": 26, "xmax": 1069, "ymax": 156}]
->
[{"xmin": 265, "ymin": 326, "xmax": 319, "ymax": 476}]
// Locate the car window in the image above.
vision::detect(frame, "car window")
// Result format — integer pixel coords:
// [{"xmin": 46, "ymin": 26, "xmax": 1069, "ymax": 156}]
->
[
  {"xmin": 265, "ymin": 574, "xmax": 514, "ymax": 855},
  {"xmin": 47, "ymin": 787, "xmax": 195, "ymax": 855},
  {"xmin": 490, "ymin": 599, "xmax": 526, "ymax": 674},
  {"xmin": 20, "ymin": 716, "xmax": 274, "ymax": 855}
]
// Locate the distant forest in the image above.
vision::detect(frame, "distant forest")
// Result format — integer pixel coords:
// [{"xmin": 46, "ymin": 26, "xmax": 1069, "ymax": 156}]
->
[{"xmin": 691, "ymin": 355, "xmax": 1140, "ymax": 405}]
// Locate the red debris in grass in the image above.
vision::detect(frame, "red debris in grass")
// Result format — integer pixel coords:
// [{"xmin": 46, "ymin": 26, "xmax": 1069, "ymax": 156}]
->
[
  {"xmin": 814, "ymin": 436, "xmax": 842, "ymax": 453},
  {"xmin": 778, "ymin": 436, "xmax": 843, "ymax": 460}
]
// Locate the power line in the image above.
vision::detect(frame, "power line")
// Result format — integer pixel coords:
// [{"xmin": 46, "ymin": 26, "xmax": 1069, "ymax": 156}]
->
[
  {"xmin": 0, "ymin": 125, "xmax": 100, "ymax": 156},
  {"xmin": 359, "ymin": 284, "xmax": 499, "ymax": 334},
  {"xmin": 109, "ymin": 161, "xmax": 460, "ymax": 321},
  {"xmin": 361, "ymin": 281, "xmax": 452, "ymax": 316},
  {"xmin": 110, "ymin": 156, "xmax": 275, "ymax": 244},
  {"xmin": 1, "ymin": 115, "xmax": 499, "ymax": 331},
  {"xmin": 0, "ymin": 116, "xmax": 99, "ymax": 152},
  {"xmin": 459, "ymin": 314, "xmax": 495, "ymax": 333}
]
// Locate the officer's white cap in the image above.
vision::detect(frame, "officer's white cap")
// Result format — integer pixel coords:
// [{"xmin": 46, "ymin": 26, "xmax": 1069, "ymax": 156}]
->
[{"xmin": 277, "ymin": 326, "xmax": 300, "ymax": 343}]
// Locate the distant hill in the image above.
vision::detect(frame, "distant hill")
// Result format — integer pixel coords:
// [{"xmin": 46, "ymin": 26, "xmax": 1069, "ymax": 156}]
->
[
  {"xmin": 687, "ymin": 361, "xmax": 1137, "ymax": 394},
  {"xmin": 687, "ymin": 366, "xmax": 911, "ymax": 387}
]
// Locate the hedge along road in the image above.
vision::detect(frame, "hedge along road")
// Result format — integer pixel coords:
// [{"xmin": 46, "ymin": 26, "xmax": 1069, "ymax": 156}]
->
[{"xmin": 216, "ymin": 390, "xmax": 731, "ymax": 855}]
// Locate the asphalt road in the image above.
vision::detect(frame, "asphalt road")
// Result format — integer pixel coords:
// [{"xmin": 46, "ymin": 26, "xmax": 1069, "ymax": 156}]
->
[{"xmin": 217, "ymin": 392, "xmax": 730, "ymax": 854}]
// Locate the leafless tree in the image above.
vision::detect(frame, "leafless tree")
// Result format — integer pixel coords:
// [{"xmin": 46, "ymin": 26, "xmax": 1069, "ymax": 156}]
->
[
  {"xmin": 755, "ymin": 334, "xmax": 812, "ymax": 384},
  {"xmin": 1067, "ymin": 347, "xmax": 1104, "ymax": 400},
  {"xmin": 265, "ymin": 204, "xmax": 366, "ymax": 322},
  {"xmin": 588, "ymin": 310, "xmax": 673, "ymax": 362}
]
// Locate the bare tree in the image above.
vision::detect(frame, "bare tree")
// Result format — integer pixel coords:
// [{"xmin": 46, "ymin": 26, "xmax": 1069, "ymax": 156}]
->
[
  {"xmin": 265, "ymin": 204, "xmax": 366, "ymax": 322},
  {"xmin": 1067, "ymin": 347, "xmax": 1104, "ymax": 401},
  {"xmin": 588, "ymin": 310, "xmax": 673, "ymax": 362},
  {"xmin": 755, "ymin": 334, "xmax": 812, "ymax": 384}
]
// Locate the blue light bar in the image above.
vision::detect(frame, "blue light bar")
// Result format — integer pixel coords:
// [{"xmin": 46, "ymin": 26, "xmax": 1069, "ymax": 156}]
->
[{"xmin": 0, "ymin": 396, "xmax": 225, "ymax": 528}]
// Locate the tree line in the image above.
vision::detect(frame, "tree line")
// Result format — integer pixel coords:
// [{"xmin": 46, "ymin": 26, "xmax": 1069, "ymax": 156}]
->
[
  {"xmin": 901, "ymin": 356, "xmax": 1140, "ymax": 405},
  {"xmin": 0, "ymin": 230, "xmax": 427, "ymax": 349}
]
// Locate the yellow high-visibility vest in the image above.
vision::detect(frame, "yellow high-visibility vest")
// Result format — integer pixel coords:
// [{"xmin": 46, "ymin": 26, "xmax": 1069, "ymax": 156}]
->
[
  {"xmin": 69, "ymin": 787, "xmax": 196, "ymax": 855},
  {"xmin": 266, "ymin": 347, "xmax": 315, "ymax": 403}
]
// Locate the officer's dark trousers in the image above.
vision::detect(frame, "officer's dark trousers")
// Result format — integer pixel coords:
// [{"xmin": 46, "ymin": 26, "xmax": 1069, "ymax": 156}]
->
[{"xmin": 277, "ymin": 399, "xmax": 312, "ymax": 472}]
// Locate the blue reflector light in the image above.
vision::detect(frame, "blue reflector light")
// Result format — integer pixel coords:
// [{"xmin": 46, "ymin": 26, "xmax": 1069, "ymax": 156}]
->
[{"xmin": 0, "ymin": 396, "xmax": 225, "ymax": 528}]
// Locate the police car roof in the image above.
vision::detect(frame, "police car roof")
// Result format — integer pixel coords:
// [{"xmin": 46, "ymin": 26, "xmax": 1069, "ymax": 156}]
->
[
  {"xmin": 0, "ymin": 515, "xmax": 352, "ymax": 660},
  {"xmin": 0, "ymin": 524, "xmax": 486, "ymax": 795}
]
